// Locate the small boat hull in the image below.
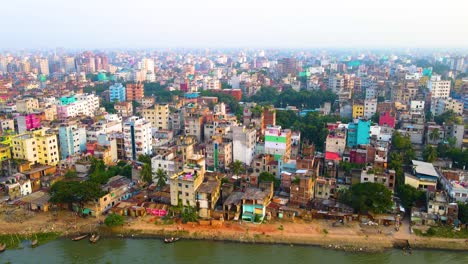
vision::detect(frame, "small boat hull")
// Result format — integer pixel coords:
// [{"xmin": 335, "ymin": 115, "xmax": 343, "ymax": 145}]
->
[
  {"xmin": 164, "ymin": 237, "xmax": 180, "ymax": 244},
  {"xmin": 89, "ymin": 235, "xmax": 100, "ymax": 243},
  {"xmin": 72, "ymin": 234, "xmax": 88, "ymax": 241},
  {"xmin": 31, "ymin": 240, "xmax": 38, "ymax": 247}
]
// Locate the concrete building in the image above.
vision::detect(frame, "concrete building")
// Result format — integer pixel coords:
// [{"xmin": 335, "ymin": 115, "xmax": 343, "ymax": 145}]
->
[
  {"xmin": 151, "ymin": 152, "xmax": 176, "ymax": 179},
  {"xmin": 16, "ymin": 98, "xmax": 39, "ymax": 113},
  {"xmin": 109, "ymin": 83, "xmax": 126, "ymax": 102},
  {"xmin": 205, "ymin": 137, "xmax": 232, "ymax": 171},
  {"xmin": 126, "ymin": 82, "xmax": 144, "ymax": 101},
  {"xmin": 264, "ymin": 125, "xmax": 291, "ymax": 161},
  {"xmin": 428, "ymin": 80, "xmax": 451, "ymax": 99},
  {"xmin": 405, "ymin": 160, "xmax": 439, "ymax": 191},
  {"xmin": 16, "ymin": 114, "xmax": 41, "ymax": 133},
  {"xmin": 325, "ymin": 123, "xmax": 347, "ymax": 155},
  {"xmin": 363, "ymin": 99, "xmax": 377, "ymax": 119},
  {"xmin": 347, "ymin": 119, "xmax": 371, "ymax": 148},
  {"xmin": 114, "ymin": 101, "xmax": 133, "ymax": 118},
  {"xmin": 232, "ymin": 126, "xmax": 256, "ymax": 166},
  {"xmin": 141, "ymin": 103, "xmax": 169, "ymax": 130},
  {"xmin": 123, "ymin": 116, "xmax": 152, "ymax": 160},
  {"xmin": 360, "ymin": 167, "xmax": 396, "ymax": 193},
  {"xmin": 12, "ymin": 129, "xmax": 59, "ymax": 165},
  {"xmin": 431, "ymin": 98, "xmax": 464, "ymax": 116},
  {"xmin": 170, "ymin": 165, "xmax": 205, "ymax": 207},
  {"xmin": 352, "ymin": 104, "xmax": 364, "ymax": 118},
  {"xmin": 58, "ymin": 123, "xmax": 87, "ymax": 160}
]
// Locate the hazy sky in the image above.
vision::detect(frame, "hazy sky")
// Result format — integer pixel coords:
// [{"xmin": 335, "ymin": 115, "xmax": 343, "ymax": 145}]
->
[{"xmin": 2, "ymin": 0, "xmax": 468, "ymax": 49}]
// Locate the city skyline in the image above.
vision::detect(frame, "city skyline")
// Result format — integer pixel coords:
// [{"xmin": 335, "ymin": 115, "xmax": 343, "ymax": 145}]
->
[{"xmin": 1, "ymin": 0, "xmax": 468, "ymax": 49}]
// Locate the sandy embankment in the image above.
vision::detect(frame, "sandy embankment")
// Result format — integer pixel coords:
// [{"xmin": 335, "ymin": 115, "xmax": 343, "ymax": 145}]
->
[{"xmin": 1, "ymin": 208, "xmax": 467, "ymax": 252}]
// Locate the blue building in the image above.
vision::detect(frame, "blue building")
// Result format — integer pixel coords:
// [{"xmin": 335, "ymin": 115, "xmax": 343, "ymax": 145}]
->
[
  {"xmin": 109, "ymin": 83, "xmax": 126, "ymax": 102},
  {"xmin": 59, "ymin": 124, "xmax": 87, "ymax": 159},
  {"xmin": 346, "ymin": 119, "xmax": 371, "ymax": 148}
]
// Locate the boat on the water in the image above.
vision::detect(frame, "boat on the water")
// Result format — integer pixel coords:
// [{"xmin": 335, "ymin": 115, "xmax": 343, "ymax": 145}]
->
[
  {"xmin": 31, "ymin": 239, "xmax": 38, "ymax": 247},
  {"xmin": 0, "ymin": 243, "xmax": 6, "ymax": 252},
  {"xmin": 164, "ymin": 237, "xmax": 180, "ymax": 244},
  {"xmin": 72, "ymin": 234, "xmax": 88, "ymax": 241},
  {"xmin": 89, "ymin": 234, "xmax": 100, "ymax": 243}
]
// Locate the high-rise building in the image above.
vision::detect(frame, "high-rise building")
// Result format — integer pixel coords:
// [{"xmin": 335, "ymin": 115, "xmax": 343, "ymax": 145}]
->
[
  {"xmin": 62, "ymin": 56, "xmax": 76, "ymax": 73},
  {"xmin": 109, "ymin": 83, "xmax": 126, "ymax": 102},
  {"xmin": 38, "ymin": 58, "xmax": 49, "ymax": 75},
  {"xmin": 123, "ymin": 116, "xmax": 152, "ymax": 160},
  {"xmin": 278, "ymin": 58, "xmax": 298, "ymax": 77},
  {"xmin": 58, "ymin": 123, "xmax": 87, "ymax": 159},
  {"xmin": 126, "ymin": 82, "xmax": 144, "ymax": 101},
  {"xmin": 205, "ymin": 137, "xmax": 232, "ymax": 171}
]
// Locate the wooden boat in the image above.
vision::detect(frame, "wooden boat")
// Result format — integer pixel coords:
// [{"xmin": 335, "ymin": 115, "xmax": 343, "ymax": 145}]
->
[
  {"xmin": 0, "ymin": 243, "xmax": 6, "ymax": 252},
  {"xmin": 72, "ymin": 234, "xmax": 88, "ymax": 241},
  {"xmin": 164, "ymin": 237, "xmax": 180, "ymax": 244},
  {"xmin": 89, "ymin": 234, "xmax": 100, "ymax": 243},
  {"xmin": 31, "ymin": 239, "xmax": 38, "ymax": 247}
]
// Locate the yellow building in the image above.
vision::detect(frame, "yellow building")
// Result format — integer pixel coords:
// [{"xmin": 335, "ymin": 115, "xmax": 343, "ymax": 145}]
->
[
  {"xmin": 141, "ymin": 103, "xmax": 169, "ymax": 130},
  {"xmin": 12, "ymin": 129, "xmax": 59, "ymax": 166},
  {"xmin": 352, "ymin": 104, "xmax": 364, "ymax": 118},
  {"xmin": 0, "ymin": 144, "xmax": 11, "ymax": 161}
]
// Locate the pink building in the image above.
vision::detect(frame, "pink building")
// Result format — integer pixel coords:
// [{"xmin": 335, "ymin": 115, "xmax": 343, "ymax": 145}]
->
[
  {"xmin": 16, "ymin": 114, "xmax": 41, "ymax": 133},
  {"xmin": 378, "ymin": 112, "xmax": 396, "ymax": 128}
]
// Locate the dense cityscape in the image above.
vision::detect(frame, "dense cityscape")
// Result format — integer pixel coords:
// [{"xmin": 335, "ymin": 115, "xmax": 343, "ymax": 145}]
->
[{"xmin": 1, "ymin": 0, "xmax": 468, "ymax": 262}]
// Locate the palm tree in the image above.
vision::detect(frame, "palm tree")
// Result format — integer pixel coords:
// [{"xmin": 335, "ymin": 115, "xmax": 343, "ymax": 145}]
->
[
  {"xmin": 428, "ymin": 128, "xmax": 440, "ymax": 143},
  {"xmin": 229, "ymin": 160, "xmax": 245, "ymax": 175},
  {"xmin": 423, "ymin": 145, "xmax": 438, "ymax": 163},
  {"xmin": 140, "ymin": 163, "xmax": 153, "ymax": 185},
  {"xmin": 155, "ymin": 168, "xmax": 168, "ymax": 189}
]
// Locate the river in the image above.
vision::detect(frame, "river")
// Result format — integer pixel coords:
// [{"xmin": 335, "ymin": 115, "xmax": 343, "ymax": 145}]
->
[{"xmin": 1, "ymin": 238, "xmax": 467, "ymax": 264}]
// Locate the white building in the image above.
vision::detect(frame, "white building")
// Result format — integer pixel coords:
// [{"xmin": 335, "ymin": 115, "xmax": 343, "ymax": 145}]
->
[
  {"xmin": 428, "ymin": 80, "xmax": 451, "ymax": 99},
  {"xmin": 232, "ymin": 126, "xmax": 256, "ymax": 166},
  {"xmin": 410, "ymin": 100, "xmax": 425, "ymax": 115},
  {"xmin": 431, "ymin": 98, "xmax": 464, "ymax": 116},
  {"xmin": 123, "ymin": 116, "xmax": 152, "ymax": 160},
  {"xmin": 363, "ymin": 99, "xmax": 377, "ymax": 119},
  {"xmin": 151, "ymin": 152, "xmax": 176, "ymax": 179},
  {"xmin": 365, "ymin": 87, "xmax": 376, "ymax": 100}
]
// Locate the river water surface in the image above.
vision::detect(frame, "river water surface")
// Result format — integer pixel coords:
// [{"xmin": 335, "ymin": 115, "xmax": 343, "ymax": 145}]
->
[{"xmin": 1, "ymin": 238, "xmax": 467, "ymax": 264}]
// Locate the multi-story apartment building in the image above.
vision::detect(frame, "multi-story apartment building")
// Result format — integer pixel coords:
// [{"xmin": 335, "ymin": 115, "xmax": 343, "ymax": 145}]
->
[
  {"xmin": 58, "ymin": 123, "xmax": 87, "ymax": 160},
  {"xmin": 352, "ymin": 104, "xmax": 364, "ymax": 118},
  {"xmin": 325, "ymin": 123, "xmax": 347, "ymax": 155},
  {"xmin": 141, "ymin": 103, "xmax": 169, "ymax": 130},
  {"xmin": 114, "ymin": 101, "xmax": 133, "ymax": 118},
  {"xmin": 431, "ymin": 98, "xmax": 464, "ymax": 116},
  {"xmin": 232, "ymin": 126, "xmax": 256, "ymax": 166},
  {"xmin": 16, "ymin": 98, "xmax": 39, "ymax": 113},
  {"xmin": 56, "ymin": 94, "xmax": 99, "ymax": 119},
  {"xmin": 109, "ymin": 83, "xmax": 126, "ymax": 102},
  {"xmin": 16, "ymin": 114, "xmax": 41, "ymax": 133},
  {"xmin": 169, "ymin": 164, "xmax": 205, "ymax": 207},
  {"xmin": 12, "ymin": 129, "xmax": 59, "ymax": 165},
  {"xmin": 205, "ymin": 137, "xmax": 232, "ymax": 171},
  {"xmin": 123, "ymin": 116, "xmax": 152, "ymax": 160},
  {"xmin": 428, "ymin": 80, "xmax": 451, "ymax": 99},
  {"xmin": 264, "ymin": 125, "xmax": 291, "ymax": 161},
  {"xmin": 363, "ymin": 99, "xmax": 377, "ymax": 119},
  {"xmin": 347, "ymin": 119, "xmax": 371, "ymax": 148},
  {"xmin": 184, "ymin": 114, "xmax": 204, "ymax": 142},
  {"xmin": 126, "ymin": 82, "xmax": 144, "ymax": 101}
]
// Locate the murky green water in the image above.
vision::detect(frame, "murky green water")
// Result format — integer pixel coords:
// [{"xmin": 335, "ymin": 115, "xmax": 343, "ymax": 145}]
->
[{"xmin": 1, "ymin": 238, "xmax": 467, "ymax": 264}]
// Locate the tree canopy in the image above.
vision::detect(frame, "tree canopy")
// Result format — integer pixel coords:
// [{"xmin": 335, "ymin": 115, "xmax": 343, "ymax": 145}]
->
[
  {"xmin": 104, "ymin": 214, "xmax": 125, "ymax": 227},
  {"xmin": 49, "ymin": 181, "xmax": 105, "ymax": 205},
  {"xmin": 397, "ymin": 184, "xmax": 426, "ymax": 210},
  {"xmin": 339, "ymin": 182, "xmax": 393, "ymax": 214}
]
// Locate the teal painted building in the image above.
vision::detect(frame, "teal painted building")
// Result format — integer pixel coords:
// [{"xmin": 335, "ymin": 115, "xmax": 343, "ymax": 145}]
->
[
  {"xmin": 347, "ymin": 119, "xmax": 371, "ymax": 148},
  {"xmin": 60, "ymin": 95, "xmax": 77, "ymax": 105}
]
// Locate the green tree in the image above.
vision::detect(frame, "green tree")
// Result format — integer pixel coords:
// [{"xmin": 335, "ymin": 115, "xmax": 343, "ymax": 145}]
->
[
  {"xmin": 49, "ymin": 181, "xmax": 104, "ymax": 207},
  {"xmin": 64, "ymin": 170, "xmax": 77, "ymax": 178},
  {"xmin": 434, "ymin": 110, "xmax": 462, "ymax": 125},
  {"xmin": 423, "ymin": 145, "xmax": 438, "ymax": 162},
  {"xmin": 339, "ymin": 182, "xmax": 393, "ymax": 214},
  {"xmin": 458, "ymin": 203, "xmax": 468, "ymax": 225},
  {"xmin": 428, "ymin": 128, "xmax": 440, "ymax": 143},
  {"xmin": 140, "ymin": 163, "xmax": 153, "ymax": 185},
  {"xmin": 229, "ymin": 160, "xmax": 246, "ymax": 175},
  {"xmin": 137, "ymin": 154, "xmax": 152, "ymax": 165},
  {"xmin": 370, "ymin": 112, "xmax": 380, "ymax": 123},
  {"xmin": 259, "ymin": 171, "xmax": 279, "ymax": 189},
  {"xmin": 104, "ymin": 214, "xmax": 125, "ymax": 227},
  {"xmin": 397, "ymin": 184, "xmax": 426, "ymax": 210},
  {"xmin": 154, "ymin": 168, "xmax": 168, "ymax": 189}
]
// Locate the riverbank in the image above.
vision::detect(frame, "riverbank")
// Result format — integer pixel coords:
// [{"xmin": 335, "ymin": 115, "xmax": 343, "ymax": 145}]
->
[{"xmin": 1, "ymin": 208, "xmax": 467, "ymax": 252}]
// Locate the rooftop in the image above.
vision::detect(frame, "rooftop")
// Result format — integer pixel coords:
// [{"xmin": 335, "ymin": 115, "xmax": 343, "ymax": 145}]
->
[{"xmin": 412, "ymin": 160, "xmax": 439, "ymax": 178}]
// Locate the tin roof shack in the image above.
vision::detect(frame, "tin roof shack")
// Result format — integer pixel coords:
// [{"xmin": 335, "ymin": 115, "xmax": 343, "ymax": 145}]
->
[
  {"xmin": 241, "ymin": 186, "xmax": 272, "ymax": 223},
  {"xmin": 308, "ymin": 198, "xmax": 355, "ymax": 222},
  {"xmin": 405, "ymin": 160, "xmax": 439, "ymax": 191},
  {"xmin": 411, "ymin": 207, "xmax": 438, "ymax": 226},
  {"xmin": 83, "ymin": 175, "xmax": 132, "ymax": 216},
  {"xmin": 196, "ymin": 179, "xmax": 221, "ymax": 219},
  {"xmin": 369, "ymin": 213, "xmax": 400, "ymax": 226},
  {"xmin": 223, "ymin": 192, "xmax": 243, "ymax": 221},
  {"xmin": 289, "ymin": 176, "xmax": 314, "ymax": 207},
  {"xmin": 17, "ymin": 191, "xmax": 50, "ymax": 212}
]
